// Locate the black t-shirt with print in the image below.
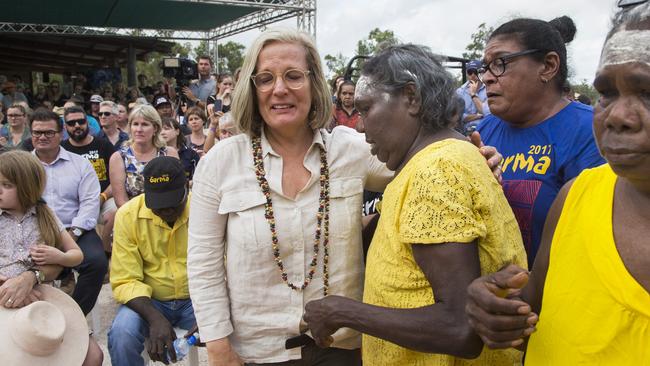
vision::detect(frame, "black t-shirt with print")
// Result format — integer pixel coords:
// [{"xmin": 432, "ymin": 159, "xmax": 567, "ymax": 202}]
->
[{"xmin": 62, "ymin": 137, "xmax": 116, "ymax": 192}]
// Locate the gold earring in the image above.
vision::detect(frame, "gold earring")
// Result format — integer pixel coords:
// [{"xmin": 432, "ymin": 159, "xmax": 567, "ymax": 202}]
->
[{"xmin": 541, "ymin": 78, "xmax": 549, "ymax": 84}]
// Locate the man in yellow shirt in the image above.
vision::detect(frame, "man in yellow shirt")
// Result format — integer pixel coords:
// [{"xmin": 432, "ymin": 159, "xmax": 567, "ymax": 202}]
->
[{"xmin": 108, "ymin": 156, "xmax": 196, "ymax": 365}]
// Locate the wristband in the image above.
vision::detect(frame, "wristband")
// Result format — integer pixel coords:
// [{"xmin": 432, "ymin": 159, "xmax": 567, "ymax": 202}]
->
[
  {"xmin": 209, "ymin": 127, "xmax": 217, "ymax": 133},
  {"xmin": 100, "ymin": 192, "xmax": 108, "ymax": 202}
]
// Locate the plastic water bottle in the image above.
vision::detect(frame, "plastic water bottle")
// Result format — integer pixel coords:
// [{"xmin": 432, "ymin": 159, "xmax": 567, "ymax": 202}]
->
[{"xmin": 169, "ymin": 332, "xmax": 199, "ymax": 362}]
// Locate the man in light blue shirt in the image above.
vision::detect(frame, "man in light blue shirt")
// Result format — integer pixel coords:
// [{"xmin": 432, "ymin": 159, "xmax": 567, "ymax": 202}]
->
[
  {"xmin": 184, "ymin": 56, "xmax": 216, "ymax": 110},
  {"xmin": 456, "ymin": 60, "xmax": 490, "ymax": 131},
  {"xmin": 30, "ymin": 108, "xmax": 108, "ymax": 316}
]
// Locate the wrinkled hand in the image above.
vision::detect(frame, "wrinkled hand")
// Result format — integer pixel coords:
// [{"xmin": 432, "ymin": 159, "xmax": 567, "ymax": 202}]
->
[
  {"xmin": 30, "ymin": 244, "xmax": 65, "ymax": 266},
  {"xmin": 0, "ymin": 273, "xmax": 37, "ymax": 308},
  {"xmin": 304, "ymin": 296, "xmax": 348, "ymax": 348},
  {"xmin": 465, "ymin": 264, "xmax": 538, "ymax": 349},
  {"xmin": 146, "ymin": 316, "xmax": 177, "ymax": 364},
  {"xmin": 470, "ymin": 131, "xmax": 503, "ymax": 183},
  {"xmin": 206, "ymin": 338, "xmax": 243, "ymax": 366}
]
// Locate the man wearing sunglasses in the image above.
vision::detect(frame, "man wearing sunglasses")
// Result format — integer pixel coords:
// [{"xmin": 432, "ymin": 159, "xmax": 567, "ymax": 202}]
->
[
  {"xmin": 61, "ymin": 106, "xmax": 118, "ymax": 256},
  {"xmin": 455, "ymin": 60, "xmax": 490, "ymax": 131},
  {"xmin": 97, "ymin": 101, "xmax": 129, "ymax": 149},
  {"xmin": 30, "ymin": 108, "xmax": 108, "ymax": 316}
]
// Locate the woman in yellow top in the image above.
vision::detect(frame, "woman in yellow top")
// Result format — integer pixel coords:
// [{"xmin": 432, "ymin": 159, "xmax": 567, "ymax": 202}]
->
[
  {"xmin": 303, "ymin": 44, "xmax": 527, "ymax": 365},
  {"xmin": 465, "ymin": 2, "xmax": 650, "ymax": 365}
]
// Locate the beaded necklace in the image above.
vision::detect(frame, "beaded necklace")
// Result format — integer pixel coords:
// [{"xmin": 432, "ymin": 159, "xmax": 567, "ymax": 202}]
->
[{"xmin": 251, "ymin": 133, "xmax": 330, "ymax": 296}]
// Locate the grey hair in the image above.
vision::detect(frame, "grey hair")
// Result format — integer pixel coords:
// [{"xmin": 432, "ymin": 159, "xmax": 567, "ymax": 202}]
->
[
  {"xmin": 99, "ymin": 100, "xmax": 119, "ymax": 115},
  {"xmin": 360, "ymin": 44, "xmax": 457, "ymax": 132}
]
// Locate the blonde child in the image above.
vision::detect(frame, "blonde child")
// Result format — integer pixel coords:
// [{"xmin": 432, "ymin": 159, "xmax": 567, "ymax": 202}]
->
[{"xmin": 0, "ymin": 150, "xmax": 103, "ymax": 366}]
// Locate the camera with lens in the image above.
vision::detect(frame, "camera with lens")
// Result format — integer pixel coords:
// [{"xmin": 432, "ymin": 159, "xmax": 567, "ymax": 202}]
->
[{"xmin": 161, "ymin": 57, "xmax": 199, "ymax": 102}]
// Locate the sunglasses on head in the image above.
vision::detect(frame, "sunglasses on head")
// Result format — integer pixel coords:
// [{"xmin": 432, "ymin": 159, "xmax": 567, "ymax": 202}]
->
[
  {"xmin": 98, "ymin": 111, "xmax": 113, "ymax": 117},
  {"xmin": 64, "ymin": 118, "xmax": 87, "ymax": 127}
]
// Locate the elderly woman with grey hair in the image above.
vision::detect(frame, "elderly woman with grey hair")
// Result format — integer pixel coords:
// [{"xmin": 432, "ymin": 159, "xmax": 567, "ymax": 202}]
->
[{"xmin": 303, "ymin": 44, "xmax": 527, "ymax": 366}]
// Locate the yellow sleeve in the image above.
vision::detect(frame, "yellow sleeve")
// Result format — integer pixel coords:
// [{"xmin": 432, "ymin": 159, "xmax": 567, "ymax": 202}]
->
[
  {"xmin": 110, "ymin": 206, "xmax": 152, "ymax": 303},
  {"xmin": 398, "ymin": 156, "xmax": 486, "ymax": 244}
]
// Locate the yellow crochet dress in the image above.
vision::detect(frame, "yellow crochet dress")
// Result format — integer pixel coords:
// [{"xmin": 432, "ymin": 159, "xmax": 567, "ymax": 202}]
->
[
  {"xmin": 363, "ymin": 139, "xmax": 526, "ymax": 366},
  {"xmin": 525, "ymin": 164, "xmax": 650, "ymax": 365}
]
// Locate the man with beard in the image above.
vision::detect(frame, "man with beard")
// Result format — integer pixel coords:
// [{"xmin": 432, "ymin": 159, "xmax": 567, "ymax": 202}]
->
[{"xmin": 62, "ymin": 105, "xmax": 117, "ymax": 254}]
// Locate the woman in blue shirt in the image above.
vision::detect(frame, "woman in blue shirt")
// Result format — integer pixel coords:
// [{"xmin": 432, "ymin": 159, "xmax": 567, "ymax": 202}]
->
[{"xmin": 477, "ymin": 15, "xmax": 605, "ymax": 266}]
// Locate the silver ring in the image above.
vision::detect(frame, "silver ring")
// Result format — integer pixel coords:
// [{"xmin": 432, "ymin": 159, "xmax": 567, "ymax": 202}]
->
[{"xmin": 6, "ymin": 299, "xmax": 13, "ymax": 304}]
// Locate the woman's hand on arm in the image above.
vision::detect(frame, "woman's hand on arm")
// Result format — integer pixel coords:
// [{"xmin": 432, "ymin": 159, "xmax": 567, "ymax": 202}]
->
[
  {"xmin": 109, "ymin": 151, "xmax": 129, "ymax": 208},
  {"xmin": 465, "ymin": 265, "xmax": 537, "ymax": 349},
  {"xmin": 469, "ymin": 131, "xmax": 503, "ymax": 183},
  {"xmin": 465, "ymin": 179, "xmax": 575, "ymax": 350}
]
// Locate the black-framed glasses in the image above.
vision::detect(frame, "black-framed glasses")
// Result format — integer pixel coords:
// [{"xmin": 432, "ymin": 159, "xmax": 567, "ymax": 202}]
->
[
  {"xmin": 32, "ymin": 130, "xmax": 58, "ymax": 138},
  {"xmin": 618, "ymin": 0, "xmax": 648, "ymax": 7},
  {"xmin": 98, "ymin": 111, "xmax": 113, "ymax": 117},
  {"xmin": 64, "ymin": 118, "xmax": 87, "ymax": 127},
  {"xmin": 251, "ymin": 69, "xmax": 311, "ymax": 92},
  {"xmin": 478, "ymin": 49, "xmax": 541, "ymax": 80}
]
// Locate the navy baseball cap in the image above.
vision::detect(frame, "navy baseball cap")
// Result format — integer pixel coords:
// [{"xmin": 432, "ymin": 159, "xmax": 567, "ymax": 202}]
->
[{"xmin": 467, "ymin": 60, "xmax": 482, "ymax": 72}]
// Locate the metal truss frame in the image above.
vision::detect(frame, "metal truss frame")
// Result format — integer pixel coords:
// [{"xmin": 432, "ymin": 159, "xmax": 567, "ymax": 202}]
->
[{"xmin": 0, "ymin": 0, "xmax": 316, "ymax": 41}]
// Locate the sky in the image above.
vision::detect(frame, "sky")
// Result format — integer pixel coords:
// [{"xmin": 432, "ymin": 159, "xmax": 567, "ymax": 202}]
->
[{"xmin": 220, "ymin": 0, "xmax": 619, "ymax": 83}]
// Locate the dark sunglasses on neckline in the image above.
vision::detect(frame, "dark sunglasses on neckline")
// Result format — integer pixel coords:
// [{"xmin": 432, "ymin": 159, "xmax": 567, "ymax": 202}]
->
[{"xmin": 64, "ymin": 118, "xmax": 87, "ymax": 127}]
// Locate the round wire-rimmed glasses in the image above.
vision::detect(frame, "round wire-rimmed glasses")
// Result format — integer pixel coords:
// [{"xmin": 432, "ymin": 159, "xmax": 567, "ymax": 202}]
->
[{"xmin": 251, "ymin": 69, "xmax": 311, "ymax": 92}]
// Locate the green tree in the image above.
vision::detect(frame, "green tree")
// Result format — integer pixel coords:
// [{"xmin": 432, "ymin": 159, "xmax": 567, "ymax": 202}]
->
[
  {"xmin": 324, "ymin": 52, "xmax": 349, "ymax": 79},
  {"xmin": 193, "ymin": 40, "xmax": 209, "ymax": 59},
  {"xmin": 356, "ymin": 28, "xmax": 399, "ymax": 56},
  {"xmin": 323, "ymin": 28, "xmax": 399, "ymax": 79},
  {"xmin": 216, "ymin": 41, "xmax": 246, "ymax": 74},
  {"xmin": 463, "ymin": 23, "xmax": 493, "ymax": 60},
  {"xmin": 571, "ymin": 79, "xmax": 599, "ymax": 105}
]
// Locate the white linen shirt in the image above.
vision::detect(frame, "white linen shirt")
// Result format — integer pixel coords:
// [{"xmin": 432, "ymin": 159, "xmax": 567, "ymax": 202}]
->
[{"xmin": 188, "ymin": 126, "xmax": 391, "ymax": 363}]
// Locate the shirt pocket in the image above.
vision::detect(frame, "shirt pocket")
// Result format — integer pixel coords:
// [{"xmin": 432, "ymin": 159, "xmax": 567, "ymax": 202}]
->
[
  {"xmin": 329, "ymin": 178, "xmax": 363, "ymax": 243},
  {"xmin": 218, "ymin": 189, "xmax": 268, "ymax": 249}
]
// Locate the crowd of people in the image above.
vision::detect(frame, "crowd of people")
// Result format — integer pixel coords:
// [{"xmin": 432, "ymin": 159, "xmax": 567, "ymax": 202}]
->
[{"xmin": 0, "ymin": 1, "xmax": 649, "ymax": 365}]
